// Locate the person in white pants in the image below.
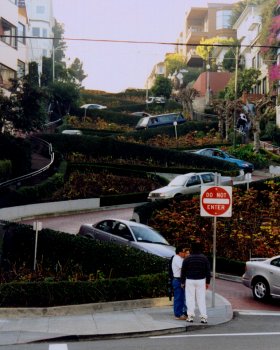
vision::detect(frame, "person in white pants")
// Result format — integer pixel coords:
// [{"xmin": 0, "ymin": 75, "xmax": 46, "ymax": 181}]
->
[{"xmin": 181, "ymin": 242, "xmax": 211, "ymax": 324}]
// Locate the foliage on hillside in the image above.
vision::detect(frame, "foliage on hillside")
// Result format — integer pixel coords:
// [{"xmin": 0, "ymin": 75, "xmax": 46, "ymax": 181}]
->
[
  {"xmin": 51, "ymin": 171, "xmax": 162, "ymax": 200},
  {"xmin": 148, "ymin": 181, "xmax": 280, "ymax": 261}
]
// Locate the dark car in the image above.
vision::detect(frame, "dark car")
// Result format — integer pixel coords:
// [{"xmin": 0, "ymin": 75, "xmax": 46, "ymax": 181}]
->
[
  {"xmin": 135, "ymin": 112, "xmax": 186, "ymax": 130},
  {"xmin": 78, "ymin": 219, "xmax": 175, "ymax": 259},
  {"xmin": 194, "ymin": 148, "xmax": 254, "ymax": 173}
]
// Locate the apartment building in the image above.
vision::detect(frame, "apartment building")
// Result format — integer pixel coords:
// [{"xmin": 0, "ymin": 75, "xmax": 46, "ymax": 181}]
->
[
  {"xmin": 178, "ymin": 2, "xmax": 236, "ymax": 68},
  {"xmin": 232, "ymin": 4, "xmax": 268, "ymax": 95},
  {"xmin": 0, "ymin": 0, "xmax": 27, "ymax": 94},
  {"xmin": 0, "ymin": 0, "xmax": 53, "ymax": 95},
  {"xmin": 25, "ymin": 0, "xmax": 54, "ymax": 70}
]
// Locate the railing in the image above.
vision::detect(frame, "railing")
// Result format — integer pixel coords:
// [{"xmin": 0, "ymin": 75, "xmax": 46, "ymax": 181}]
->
[
  {"xmin": 260, "ymin": 141, "xmax": 280, "ymax": 155},
  {"xmin": 0, "ymin": 136, "xmax": 54, "ymax": 189}
]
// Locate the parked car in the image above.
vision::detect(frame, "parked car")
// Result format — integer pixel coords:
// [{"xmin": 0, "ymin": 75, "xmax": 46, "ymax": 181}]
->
[
  {"xmin": 80, "ymin": 104, "xmax": 107, "ymax": 110},
  {"xmin": 130, "ymin": 111, "xmax": 151, "ymax": 117},
  {"xmin": 135, "ymin": 112, "xmax": 186, "ymax": 130},
  {"xmin": 193, "ymin": 148, "xmax": 254, "ymax": 173},
  {"xmin": 62, "ymin": 129, "xmax": 82, "ymax": 135},
  {"xmin": 78, "ymin": 219, "xmax": 175, "ymax": 259},
  {"xmin": 242, "ymin": 255, "xmax": 280, "ymax": 301},
  {"xmin": 148, "ymin": 172, "xmax": 232, "ymax": 201},
  {"xmin": 145, "ymin": 96, "xmax": 166, "ymax": 104}
]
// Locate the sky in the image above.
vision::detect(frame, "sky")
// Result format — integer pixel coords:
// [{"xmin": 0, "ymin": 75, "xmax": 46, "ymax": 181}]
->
[{"xmin": 52, "ymin": 0, "xmax": 238, "ymax": 93}]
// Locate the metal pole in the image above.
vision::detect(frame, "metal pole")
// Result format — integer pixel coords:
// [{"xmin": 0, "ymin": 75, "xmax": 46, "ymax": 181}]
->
[
  {"xmin": 233, "ymin": 46, "xmax": 239, "ymax": 148},
  {"xmin": 211, "ymin": 173, "xmax": 219, "ymax": 307},
  {"xmin": 52, "ymin": 40, "xmax": 55, "ymax": 82},
  {"xmin": 212, "ymin": 216, "xmax": 217, "ymax": 307},
  {"xmin": 33, "ymin": 222, "xmax": 39, "ymax": 271}
]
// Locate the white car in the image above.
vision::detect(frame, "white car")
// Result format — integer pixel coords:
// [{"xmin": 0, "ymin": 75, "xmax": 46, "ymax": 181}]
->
[
  {"xmin": 145, "ymin": 96, "xmax": 166, "ymax": 104},
  {"xmin": 80, "ymin": 104, "xmax": 107, "ymax": 110},
  {"xmin": 242, "ymin": 255, "xmax": 280, "ymax": 301},
  {"xmin": 148, "ymin": 172, "xmax": 232, "ymax": 201}
]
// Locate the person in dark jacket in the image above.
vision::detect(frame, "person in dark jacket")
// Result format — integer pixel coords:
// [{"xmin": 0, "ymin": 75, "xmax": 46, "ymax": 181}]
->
[{"xmin": 181, "ymin": 242, "xmax": 211, "ymax": 324}]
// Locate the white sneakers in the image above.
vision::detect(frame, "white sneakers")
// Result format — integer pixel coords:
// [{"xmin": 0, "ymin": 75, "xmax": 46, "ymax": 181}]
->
[{"xmin": 186, "ymin": 315, "xmax": 208, "ymax": 324}]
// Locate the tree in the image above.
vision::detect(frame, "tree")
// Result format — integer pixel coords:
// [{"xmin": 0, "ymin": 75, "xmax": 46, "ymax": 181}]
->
[
  {"xmin": 196, "ymin": 37, "xmax": 236, "ymax": 69},
  {"xmin": 68, "ymin": 58, "xmax": 88, "ymax": 84},
  {"xmin": 11, "ymin": 79, "xmax": 49, "ymax": 131},
  {"xmin": 50, "ymin": 81, "xmax": 81, "ymax": 118},
  {"xmin": 164, "ymin": 53, "xmax": 187, "ymax": 76},
  {"xmin": 222, "ymin": 48, "xmax": 236, "ymax": 72},
  {"xmin": 245, "ymin": 97, "xmax": 275, "ymax": 152},
  {"xmin": 150, "ymin": 76, "xmax": 172, "ymax": 99},
  {"xmin": 223, "ymin": 68, "xmax": 261, "ymax": 100},
  {"xmin": 172, "ymin": 87, "xmax": 199, "ymax": 119}
]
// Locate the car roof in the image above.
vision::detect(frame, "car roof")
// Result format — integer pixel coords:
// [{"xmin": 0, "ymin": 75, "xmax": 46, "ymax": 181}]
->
[
  {"xmin": 94, "ymin": 218, "xmax": 151, "ymax": 228},
  {"xmin": 80, "ymin": 104, "xmax": 104, "ymax": 108}
]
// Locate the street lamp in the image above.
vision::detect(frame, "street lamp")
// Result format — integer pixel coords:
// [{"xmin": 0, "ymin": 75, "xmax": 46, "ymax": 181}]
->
[
  {"xmin": 205, "ymin": 63, "xmax": 211, "ymax": 105},
  {"xmin": 52, "ymin": 41, "xmax": 63, "ymax": 82}
]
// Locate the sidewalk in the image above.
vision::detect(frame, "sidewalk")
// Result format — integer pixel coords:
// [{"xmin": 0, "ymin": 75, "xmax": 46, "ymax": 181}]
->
[{"xmin": 0, "ymin": 290, "xmax": 232, "ymax": 345}]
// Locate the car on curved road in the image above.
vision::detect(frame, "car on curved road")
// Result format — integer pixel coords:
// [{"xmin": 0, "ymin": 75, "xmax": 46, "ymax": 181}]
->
[
  {"xmin": 193, "ymin": 148, "xmax": 254, "ymax": 173},
  {"xmin": 148, "ymin": 172, "xmax": 232, "ymax": 201},
  {"xmin": 80, "ymin": 104, "xmax": 107, "ymax": 110},
  {"xmin": 78, "ymin": 219, "xmax": 175, "ymax": 259},
  {"xmin": 242, "ymin": 255, "xmax": 280, "ymax": 301}
]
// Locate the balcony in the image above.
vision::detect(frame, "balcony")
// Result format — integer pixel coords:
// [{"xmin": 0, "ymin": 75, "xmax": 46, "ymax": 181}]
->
[
  {"xmin": 186, "ymin": 48, "xmax": 203, "ymax": 67},
  {"xmin": 185, "ymin": 26, "xmax": 208, "ymax": 45}
]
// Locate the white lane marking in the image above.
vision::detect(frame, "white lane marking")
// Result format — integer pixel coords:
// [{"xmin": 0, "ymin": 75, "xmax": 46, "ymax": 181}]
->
[
  {"xmin": 49, "ymin": 345, "xmax": 68, "ymax": 350},
  {"xmin": 150, "ymin": 332, "xmax": 280, "ymax": 339}
]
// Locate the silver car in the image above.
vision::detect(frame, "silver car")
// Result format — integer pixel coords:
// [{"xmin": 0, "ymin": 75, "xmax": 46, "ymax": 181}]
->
[
  {"xmin": 78, "ymin": 219, "xmax": 175, "ymax": 259},
  {"xmin": 148, "ymin": 172, "xmax": 232, "ymax": 201},
  {"xmin": 242, "ymin": 255, "xmax": 280, "ymax": 301}
]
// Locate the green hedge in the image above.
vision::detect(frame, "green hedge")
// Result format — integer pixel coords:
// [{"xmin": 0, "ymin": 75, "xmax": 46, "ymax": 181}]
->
[
  {"xmin": 1, "ymin": 223, "xmax": 167, "ymax": 279},
  {"xmin": 41, "ymin": 135, "xmax": 238, "ymax": 174},
  {"xmin": 0, "ymin": 273, "xmax": 168, "ymax": 307},
  {"xmin": 0, "ymin": 159, "xmax": 12, "ymax": 181},
  {"xmin": 0, "ymin": 134, "xmax": 31, "ymax": 177}
]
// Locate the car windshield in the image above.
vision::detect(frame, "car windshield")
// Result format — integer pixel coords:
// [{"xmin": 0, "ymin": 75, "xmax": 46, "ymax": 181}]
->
[
  {"xmin": 222, "ymin": 151, "xmax": 236, "ymax": 159},
  {"xmin": 130, "ymin": 225, "xmax": 169, "ymax": 245},
  {"xmin": 136, "ymin": 117, "xmax": 149, "ymax": 128},
  {"xmin": 168, "ymin": 175, "xmax": 188, "ymax": 187}
]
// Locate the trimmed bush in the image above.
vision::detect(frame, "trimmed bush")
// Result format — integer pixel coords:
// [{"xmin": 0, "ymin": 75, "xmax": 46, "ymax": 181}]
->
[{"xmin": 0, "ymin": 273, "xmax": 168, "ymax": 307}]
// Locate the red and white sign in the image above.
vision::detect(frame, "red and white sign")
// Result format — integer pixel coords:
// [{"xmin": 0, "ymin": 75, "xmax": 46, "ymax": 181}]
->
[{"xmin": 200, "ymin": 186, "xmax": 232, "ymax": 217}]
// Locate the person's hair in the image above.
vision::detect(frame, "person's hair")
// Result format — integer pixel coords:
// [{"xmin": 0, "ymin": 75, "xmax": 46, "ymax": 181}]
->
[
  {"xmin": 191, "ymin": 242, "xmax": 202, "ymax": 254},
  {"xmin": 175, "ymin": 245, "xmax": 186, "ymax": 254}
]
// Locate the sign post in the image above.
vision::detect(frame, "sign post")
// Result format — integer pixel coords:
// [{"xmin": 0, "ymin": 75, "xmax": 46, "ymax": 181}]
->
[
  {"xmin": 200, "ymin": 186, "xmax": 232, "ymax": 307},
  {"xmin": 33, "ymin": 221, "xmax": 42, "ymax": 271}
]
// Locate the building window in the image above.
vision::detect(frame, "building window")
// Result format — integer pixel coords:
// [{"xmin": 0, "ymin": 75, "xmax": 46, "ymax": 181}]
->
[
  {"xmin": 32, "ymin": 27, "xmax": 40, "ymax": 37},
  {"xmin": 0, "ymin": 19, "xmax": 17, "ymax": 49},
  {"xmin": 262, "ymin": 77, "xmax": 267, "ymax": 94},
  {"xmin": 17, "ymin": 60, "xmax": 25, "ymax": 78},
  {"xmin": 42, "ymin": 28, "xmax": 47, "ymax": 37},
  {"xmin": 42, "ymin": 49, "xmax": 48, "ymax": 57},
  {"xmin": 36, "ymin": 6, "xmax": 45, "ymax": 14},
  {"xmin": 216, "ymin": 10, "xmax": 232, "ymax": 29},
  {"xmin": 252, "ymin": 57, "xmax": 256, "ymax": 68},
  {"xmin": 18, "ymin": 22, "xmax": 26, "ymax": 44},
  {"xmin": 9, "ymin": 0, "xmax": 17, "ymax": 4},
  {"xmin": 0, "ymin": 63, "xmax": 16, "ymax": 89},
  {"xmin": 257, "ymin": 52, "xmax": 262, "ymax": 68}
]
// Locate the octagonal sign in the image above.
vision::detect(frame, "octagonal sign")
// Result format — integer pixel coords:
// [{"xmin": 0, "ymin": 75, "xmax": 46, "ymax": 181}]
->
[{"xmin": 200, "ymin": 186, "xmax": 232, "ymax": 217}]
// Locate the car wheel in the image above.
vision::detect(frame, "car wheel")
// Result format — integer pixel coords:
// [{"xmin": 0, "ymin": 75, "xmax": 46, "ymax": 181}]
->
[{"xmin": 252, "ymin": 278, "xmax": 270, "ymax": 301}]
